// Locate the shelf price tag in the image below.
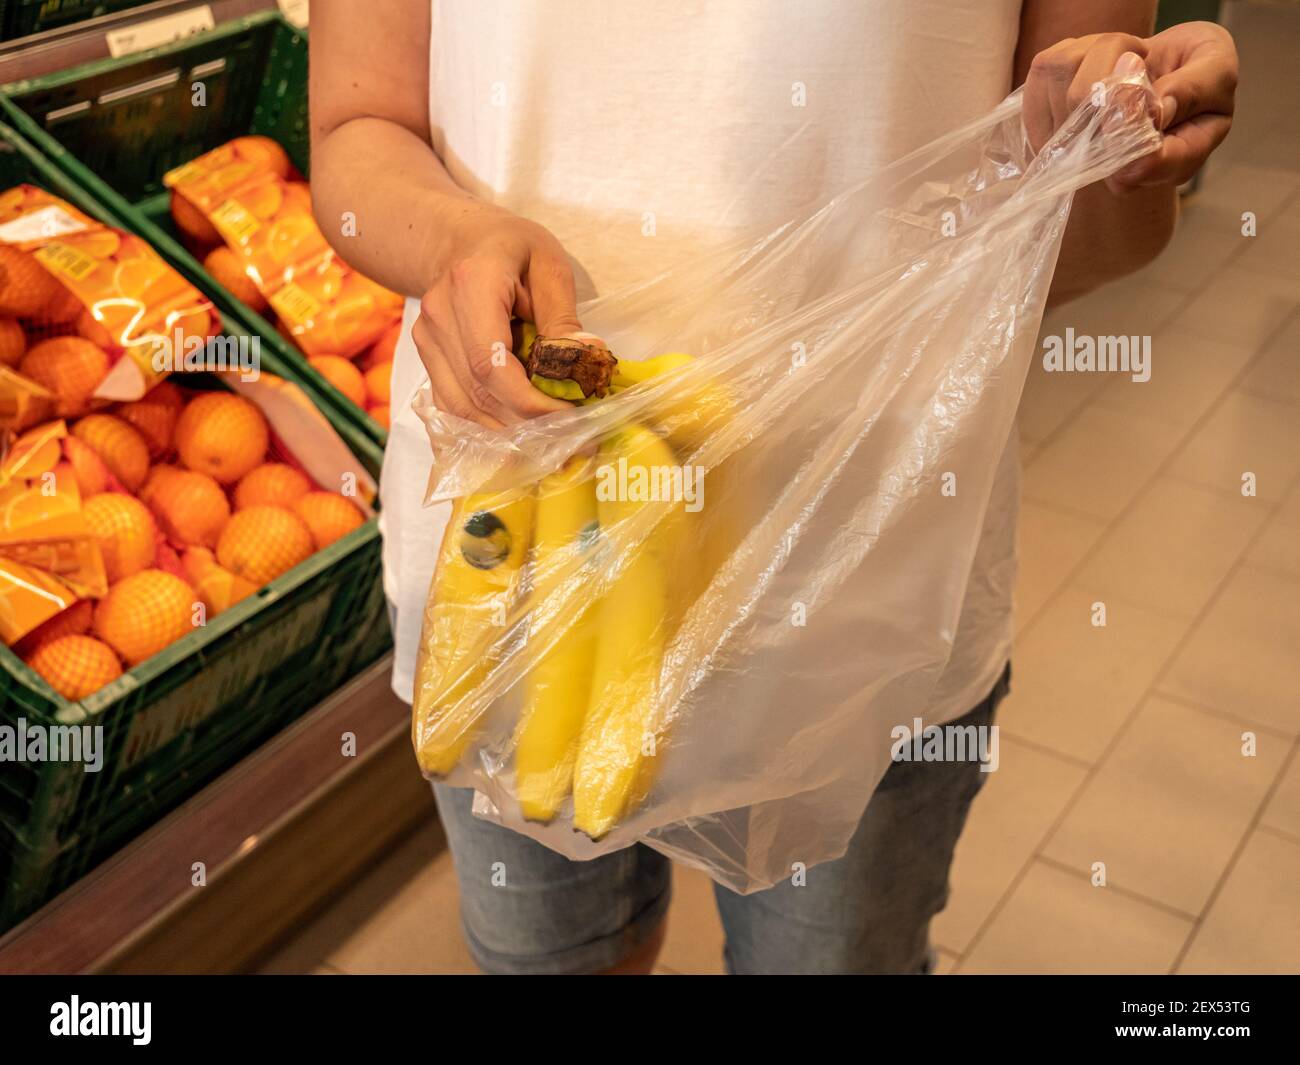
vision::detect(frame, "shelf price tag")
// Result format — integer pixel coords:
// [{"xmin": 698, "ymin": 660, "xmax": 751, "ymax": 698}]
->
[
  {"xmin": 105, "ymin": 6, "xmax": 216, "ymax": 58},
  {"xmin": 278, "ymin": 0, "xmax": 310, "ymax": 29}
]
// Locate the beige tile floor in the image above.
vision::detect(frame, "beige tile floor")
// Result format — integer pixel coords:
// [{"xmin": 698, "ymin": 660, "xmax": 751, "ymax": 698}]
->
[{"xmin": 258, "ymin": 1, "xmax": 1300, "ymax": 976}]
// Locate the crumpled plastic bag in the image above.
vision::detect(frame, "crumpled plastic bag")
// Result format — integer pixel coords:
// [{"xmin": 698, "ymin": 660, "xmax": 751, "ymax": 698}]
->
[{"xmin": 410, "ymin": 73, "xmax": 1162, "ymax": 893}]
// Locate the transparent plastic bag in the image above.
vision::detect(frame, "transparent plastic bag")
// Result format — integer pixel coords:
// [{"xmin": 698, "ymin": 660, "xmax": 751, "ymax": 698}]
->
[{"xmin": 411, "ymin": 74, "xmax": 1162, "ymax": 893}]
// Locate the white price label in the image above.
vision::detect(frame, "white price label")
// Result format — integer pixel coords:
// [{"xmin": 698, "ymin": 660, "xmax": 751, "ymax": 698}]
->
[
  {"xmin": 0, "ymin": 205, "xmax": 90, "ymax": 245},
  {"xmin": 105, "ymin": 6, "xmax": 215, "ymax": 58},
  {"xmin": 277, "ymin": 0, "xmax": 309, "ymax": 28}
]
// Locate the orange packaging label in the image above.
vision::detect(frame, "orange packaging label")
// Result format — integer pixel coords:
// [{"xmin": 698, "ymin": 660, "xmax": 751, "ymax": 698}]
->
[
  {"xmin": 267, "ymin": 281, "xmax": 322, "ymax": 327},
  {"xmin": 0, "ymin": 367, "xmax": 54, "ymax": 433},
  {"xmin": 33, "ymin": 241, "xmax": 98, "ymax": 283},
  {"xmin": 165, "ymin": 143, "xmax": 402, "ymax": 359},
  {"xmin": 210, "ymin": 198, "xmax": 261, "ymax": 244},
  {"xmin": 0, "ymin": 455, "xmax": 106, "ymax": 644},
  {"xmin": 0, "ymin": 184, "xmax": 215, "ymax": 402}
]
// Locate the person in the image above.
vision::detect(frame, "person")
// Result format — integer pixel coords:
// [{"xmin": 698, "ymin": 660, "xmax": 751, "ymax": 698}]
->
[{"xmin": 310, "ymin": 1, "xmax": 1237, "ymax": 974}]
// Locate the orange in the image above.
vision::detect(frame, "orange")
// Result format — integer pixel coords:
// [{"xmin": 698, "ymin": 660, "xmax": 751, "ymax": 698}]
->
[
  {"xmin": 264, "ymin": 214, "xmax": 319, "ymax": 267},
  {"xmin": 114, "ymin": 379, "xmax": 183, "ymax": 458},
  {"xmin": 0, "ymin": 317, "xmax": 26, "ymax": 366},
  {"xmin": 145, "ymin": 378, "xmax": 185, "ymax": 410},
  {"xmin": 14, "ymin": 598, "xmax": 94, "ymax": 657},
  {"xmin": 174, "ymin": 391, "xmax": 268, "ymax": 483},
  {"xmin": 282, "ymin": 181, "xmax": 312, "ymax": 215},
  {"xmin": 83, "ymin": 492, "xmax": 157, "ymax": 581},
  {"xmin": 362, "ymin": 320, "xmax": 401, "ymax": 370},
  {"xmin": 44, "ymin": 285, "xmax": 84, "ymax": 325},
  {"xmin": 233, "ymin": 462, "xmax": 311, "ymax": 510},
  {"xmin": 169, "ymin": 189, "xmax": 220, "ymax": 246},
  {"xmin": 140, "ymin": 464, "xmax": 230, "ymax": 548},
  {"xmin": 0, "ymin": 246, "xmax": 62, "ymax": 317},
  {"xmin": 242, "ymin": 181, "xmax": 284, "ymax": 220},
  {"xmin": 20, "ymin": 337, "xmax": 110, "ymax": 417},
  {"xmin": 203, "ymin": 246, "xmax": 268, "ymax": 313},
  {"xmin": 231, "ymin": 135, "xmax": 292, "ymax": 178},
  {"xmin": 182, "ymin": 546, "xmax": 258, "ymax": 616},
  {"xmin": 112, "ymin": 254, "xmax": 169, "ymax": 302},
  {"xmin": 309, "ymin": 355, "xmax": 366, "ymax": 407},
  {"xmin": 25, "ymin": 634, "xmax": 122, "ymax": 700},
  {"xmin": 76, "ymin": 230, "xmax": 122, "ymax": 260},
  {"xmin": 307, "ymin": 278, "xmax": 378, "ymax": 356},
  {"xmin": 216, "ymin": 505, "xmax": 313, "ymax": 585},
  {"xmin": 165, "ymin": 304, "xmax": 216, "ymax": 350},
  {"xmin": 74, "ymin": 307, "xmax": 115, "ymax": 349},
  {"xmin": 62, "ymin": 436, "xmax": 112, "ymax": 496},
  {"xmin": 293, "ymin": 259, "xmax": 345, "ymax": 304},
  {"xmin": 363, "ymin": 359, "xmax": 392, "ymax": 405},
  {"xmin": 93, "ymin": 568, "xmax": 195, "ymax": 666},
  {"xmin": 368, "ymin": 404, "xmax": 390, "ymax": 429},
  {"xmin": 70, "ymin": 413, "xmax": 150, "ymax": 492},
  {"xmin": 293, "ymin": 491, "xmax": 365, "ymax": 550}
]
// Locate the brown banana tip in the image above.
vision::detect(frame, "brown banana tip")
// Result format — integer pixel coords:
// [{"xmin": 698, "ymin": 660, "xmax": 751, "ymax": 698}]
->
[{"xmin": 527, "ymin": 336, "xmax": 619, "ymax": 398}]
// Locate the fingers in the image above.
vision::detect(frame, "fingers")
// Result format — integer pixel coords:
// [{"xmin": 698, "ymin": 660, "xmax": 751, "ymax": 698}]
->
[
  {"xmin": 1109, "ymin": 111, "xmax": 1233, "ymax": 189},
  {"xmin": 413, "ymin": 313, "xmax": 506, "ymax": 432},
  {"xmin": 525, "ymin": 248, "xmax": 584, "ymax": 337},
  {"xmin": 1148, "ymin": 52, "xmax": 1238, "ymax": 131},
  {"xmin": 415, "ymin": 216, "xmax": 590, "ymax": 430},
  {"xmin": 448, "ymin": 258, "xmax": 570, "ymax": 419},
  {"xmin": 419, "ymin": 261, "xmax": 571, "ymax": 429},
  {"xmin": 1024, "ymin": 34, "xmax": 1148, "ymax": 152},
  {"xmin": 1110, "ymin": 27, "xmax": 1238, "ymax": 190}
]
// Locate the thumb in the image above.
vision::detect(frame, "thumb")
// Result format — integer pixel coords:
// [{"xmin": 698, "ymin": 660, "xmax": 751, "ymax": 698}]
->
[
  {"xmin": 1149, "ymin": 54, "xmax": 1236, "ymax": 131},
  {"xmin": 526, "ymin": 249, "xmax": 584, "ymax": 336}
]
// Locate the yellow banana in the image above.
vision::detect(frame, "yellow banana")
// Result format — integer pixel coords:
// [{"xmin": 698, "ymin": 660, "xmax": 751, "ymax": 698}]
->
[
  {"xmin": 514, "ymin": 456, "xmax": 601, "ymax": 822},
  {"xmin": 573, "ymin": 423, "xmax": 684, "ymax": 838},
  {"xmin": 610, "ymin": 351, "xmax": 696, "ymax": 388},
  {"xmin": 412, "ymin": 486, "xmax": 535, "ymax": 776},
  {"xmin": 616, "ymin": 352, "xmax": 741, "ymax": 618},
  {"xmin": 612, "ymin": 352, "xmax": 734, "ymax": 454}
]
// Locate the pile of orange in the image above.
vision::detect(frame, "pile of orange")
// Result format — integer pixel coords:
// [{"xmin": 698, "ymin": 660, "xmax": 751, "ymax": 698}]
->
[
  {"xmin": 167, "ymin": 135, "xmax": 398, "ymax": 430},
  {"xmin": 1, "ymin": 189, "xmax": 216, "ymax": 422},
  {"xmin": 16, "ymin": 378, "xmax": 367, "ymax": 702}
]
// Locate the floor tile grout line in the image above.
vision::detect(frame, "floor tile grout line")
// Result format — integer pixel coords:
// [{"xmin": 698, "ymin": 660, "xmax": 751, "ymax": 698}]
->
[
  {"xmin": 1096, "ymin": 461, "xmax": 1300, "ymax": 969},
  {"xmin": 955, "ymin": 433, "xmax": 1298, "ymax": 969},
  {"xmin": 1147, "ymin": 689, "xmax": 1298, "ymax": 740},
  {"xmin": 1013, "ymin": 298, "xmax": 1300, "ymax": 642},
  {"xmin": 1034, "ymin": 854, "xmax": 1200, "ymax": 923},
  {"xmin": 1170, "ymin": 732, "xmax": 1300, "ymax": 973},
  {"xmin": 1157, "ymin": 466, "xmax": 1294, "ymax": 504},
  {"xmin": 1016, "ymin": 494, "xmax": 1115, "ymax": 525},
  {"xmin": 994, "ymin": 729, "xmax": 1094, "ymax": 771},
  {"xmin": 1254, "ymin": 822, "xmax": 1300, "ymax": 849},
  {"xmin": 1016, "ymin": 226, "xmax": 1236, "ymax": 470},
  {"xmin": 1019, "ymin": 180, "xmax": 1294, "ymax": 499},
  {"xmin": 1129, "ymin": 466, "xmax": 1300, "ymax": 717}
]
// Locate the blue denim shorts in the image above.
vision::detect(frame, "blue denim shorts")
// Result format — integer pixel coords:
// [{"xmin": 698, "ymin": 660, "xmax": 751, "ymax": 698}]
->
[{"xmin": 434, "ymin": 665, "xmax": 1009, "ymax": 975}]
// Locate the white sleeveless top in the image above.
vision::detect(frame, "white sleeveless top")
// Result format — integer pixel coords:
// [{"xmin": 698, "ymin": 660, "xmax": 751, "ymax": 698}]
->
[{"xmin": 382, "ymin": 0, "xmax": 1024, "ymax": 722}]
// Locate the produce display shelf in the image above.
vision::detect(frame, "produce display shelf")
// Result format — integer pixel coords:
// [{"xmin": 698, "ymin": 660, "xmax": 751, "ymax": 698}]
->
[
  {"xmin": 0, "ymin": 8, "xmax": 388, "ymax": 446},
  {"xmin": 0, "ymin": 0, "xmax": 154, "ymax": 43},
  {"xmin": 0, "ymin": 117, "xmax": 392, "ymax": 932}
]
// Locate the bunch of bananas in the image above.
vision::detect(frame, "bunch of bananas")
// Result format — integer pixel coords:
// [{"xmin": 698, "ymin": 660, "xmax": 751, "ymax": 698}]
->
[{"xmin": 412, "ymin": 334, "xmax": 732, "ymax": 839}]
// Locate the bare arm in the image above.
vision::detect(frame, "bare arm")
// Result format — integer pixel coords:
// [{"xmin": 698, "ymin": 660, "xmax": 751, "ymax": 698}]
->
[
  {"xmin": 310, "ymin": 0, "xmax": 574, "ymax": 426},
  {"xmin": 1016, "ymin": 0, "xmax": 1175, "ymax": 304}
]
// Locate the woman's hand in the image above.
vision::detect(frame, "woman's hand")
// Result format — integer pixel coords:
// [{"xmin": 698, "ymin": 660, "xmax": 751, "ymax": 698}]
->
[
  {"xmin": 415, "ymin": 202, "xmax": 583, "ymax": 430},
  {"xmin": 1113, "ymin": 22, "xmax": 1238, "ymax": 188},
  {"xmin": 1023, "ymin": 22, "xmax": 1237, "ymax": 189}
]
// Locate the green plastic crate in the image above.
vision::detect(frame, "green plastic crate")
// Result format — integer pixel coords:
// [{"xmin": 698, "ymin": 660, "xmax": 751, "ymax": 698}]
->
[
  {"xmin": 0, "ymin": 121, "xmax": 392, "ymax": 932},
  {"xmin": 0, "ymin": 10, "xmax": 389, "ymax": 447},
  {"xmin": 0, "ymin": 0, "xmax": 151, "ymax": 42}
]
